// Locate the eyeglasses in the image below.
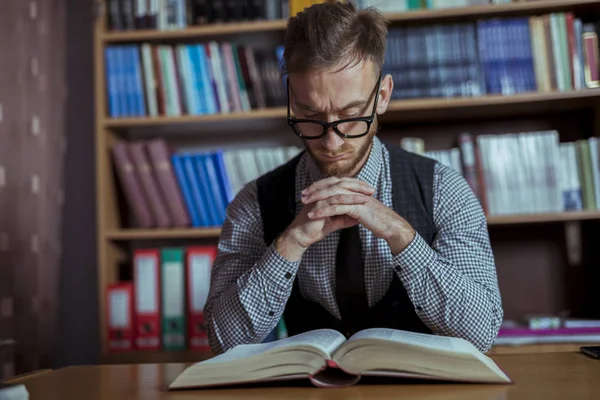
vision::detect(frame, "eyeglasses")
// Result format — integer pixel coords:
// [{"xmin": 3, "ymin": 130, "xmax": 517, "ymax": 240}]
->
[{"xmin": 286, "ymin": 74, "xmax": 382, "ymax": 140}]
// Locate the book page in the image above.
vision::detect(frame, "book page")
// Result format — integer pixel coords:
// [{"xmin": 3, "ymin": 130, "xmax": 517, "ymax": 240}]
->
[
  {"xmin": 346, "ymin": 328, "xmax": 478, "ymax": 354},
  {"xmin": 197, "ymin": 329, "xmax": 346, "ymax": 366},
  {"xmin": 272, "ymin": 329, "xmax": 346, "ymax": 357}
]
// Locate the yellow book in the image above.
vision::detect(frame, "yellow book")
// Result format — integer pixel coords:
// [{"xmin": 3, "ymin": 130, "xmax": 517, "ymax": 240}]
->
[{"xmin": 290, "ymin": 0, "xmax": 328, "ymax": 17}]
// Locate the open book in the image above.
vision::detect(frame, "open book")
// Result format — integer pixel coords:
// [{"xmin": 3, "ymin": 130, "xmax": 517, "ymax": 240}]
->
[{"xmin": 169, "ymin": 328, "xmax": 511, "ymax": 389}]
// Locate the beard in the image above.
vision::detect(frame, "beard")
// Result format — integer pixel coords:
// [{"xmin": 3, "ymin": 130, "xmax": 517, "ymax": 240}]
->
[{"xmin": 304, "ymin": 119, "xmax": 378, "ymax": 178}]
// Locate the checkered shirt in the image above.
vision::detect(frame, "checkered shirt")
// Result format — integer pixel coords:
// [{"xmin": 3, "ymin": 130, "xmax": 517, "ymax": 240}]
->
[{"xmin": 205, "ymin": 136, "xmax": 503, "ymax": 355}]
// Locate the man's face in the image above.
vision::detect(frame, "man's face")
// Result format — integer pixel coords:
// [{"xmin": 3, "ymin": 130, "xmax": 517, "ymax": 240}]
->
[{"xmin": 288, "ymin": 61, "xmax": 392, "ymax": 177}]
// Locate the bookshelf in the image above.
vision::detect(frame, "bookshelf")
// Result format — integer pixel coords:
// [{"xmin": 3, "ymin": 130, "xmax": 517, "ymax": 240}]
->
[
  {"xmin": 95, "ymin": 0, "xmax": 600, "ymax": 365},
  {"xmin": 100, "ymin": 0, "xmax": 600, "ymax": 43},
  {"xmin": 103, "ymin": 90, "xmax": 600, "ymax": 129}
]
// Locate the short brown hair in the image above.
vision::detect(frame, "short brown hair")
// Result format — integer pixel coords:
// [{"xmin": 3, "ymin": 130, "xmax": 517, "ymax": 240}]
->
[{"xmin": 283, "ymin": 1, "xmax": 388, "ymax": 77}]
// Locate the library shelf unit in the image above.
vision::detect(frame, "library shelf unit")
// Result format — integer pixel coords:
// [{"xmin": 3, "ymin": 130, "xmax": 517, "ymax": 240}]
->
[
  {"xmin": 95, "ymin": 0, "xmax": 600, "ymax": 365},
  {"xmin": 103, "ymin": 210, "xmax": 600, "ymax": 242},
  {"xmin": 100, "ymin": 0, "xmax": 600, "ymax": 43},
  {"xmin": 102, "ymin": 89, "xmax": 600, "ymax": 129}
]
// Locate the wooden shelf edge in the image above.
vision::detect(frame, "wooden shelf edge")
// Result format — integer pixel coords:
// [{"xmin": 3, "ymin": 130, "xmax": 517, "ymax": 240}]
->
[
  {"xmin": 102, "ymin": 90, "xmax": 600, "ymax": 128},
  {"xmin": 101, "ymin": 0, "xmax": 600, "ymax": 42},
  {"xmin": 104, "ymin": 228, "xmax": 222, "ymax": 240},
  {"xmin": 103, "ymin": 19, "xmax": 286, "ymax": 42},
  {"xmin": 103, "ymin": 211, "xmax": 600, "ymax": 241},
  {"xmin": 385, "ymin": 89, "xmax": 600, "ymax": 113},
  {"xmin": 487, "ymin": 211, "xmax": 600, "ymax": 225},
  {"xmin": 384, "ymin": 0, "xmax": 600, "ymax": 23},
  {"xmin": 102, "ymin": 107, "xmax": 287, "ymax": 128},
  {"xmin": 487, "ymin": 343, "xmax": 585, "ymax": 355}
]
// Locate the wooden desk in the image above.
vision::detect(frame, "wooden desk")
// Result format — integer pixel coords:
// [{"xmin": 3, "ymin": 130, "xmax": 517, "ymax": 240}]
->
[{"xmin": 6, "ymin": 352, "xmax": 600, "ymax": 400}]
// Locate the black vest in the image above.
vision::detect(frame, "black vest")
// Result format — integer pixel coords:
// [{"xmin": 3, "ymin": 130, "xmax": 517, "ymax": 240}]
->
[{"xmin": 256, "ymin": 143, "xmax": 437, "ymax": 339}]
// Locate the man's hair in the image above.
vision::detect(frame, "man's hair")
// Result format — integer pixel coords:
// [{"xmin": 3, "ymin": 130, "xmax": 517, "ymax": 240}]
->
[{"xmin": 283, "ymin": 1, "xmax": 388, "ymax": 77}]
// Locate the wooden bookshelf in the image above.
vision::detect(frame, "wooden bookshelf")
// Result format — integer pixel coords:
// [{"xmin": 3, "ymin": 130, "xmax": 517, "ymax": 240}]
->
[
  {"xmin": 103, "ymin": 107, "xmax": 287, "ymax": 128},
  {"xmin": 101, "ymin": 0, "xmax": 600, "ymax": 43},
  {"xmin": 487, "ymin": 211, "xmax": 600, "ymax": 225},
  {"xmin": 104, "ymin": 227, "xmax": 222, "ymax": 240},
  {"xmin": 95, "ymin": 0, "xmax": 600, "ymax": 366},
  {"xmin": 102, "ymin": 90, "xmax": 600, "ymax": 129},
  {"xmin": 101, "ymin": 211, "xmax": 600, "ymax": 242}
]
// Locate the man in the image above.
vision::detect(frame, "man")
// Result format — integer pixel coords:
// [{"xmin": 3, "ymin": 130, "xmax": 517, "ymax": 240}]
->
[{"xmin": 205, "ymin": 1, "xmax": 503, "ymax": 355}]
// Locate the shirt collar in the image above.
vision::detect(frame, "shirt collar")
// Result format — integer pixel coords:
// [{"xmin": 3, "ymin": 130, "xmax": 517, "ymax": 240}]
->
[{"xmin": 304, "ymin": 136, "xmax": 384, "ymax": 188}]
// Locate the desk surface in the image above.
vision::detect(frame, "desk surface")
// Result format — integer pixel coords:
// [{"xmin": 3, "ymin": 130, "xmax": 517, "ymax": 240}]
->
[{"xmin": 8, "ymin": 352, "xmax": 600, "ymax": 400}]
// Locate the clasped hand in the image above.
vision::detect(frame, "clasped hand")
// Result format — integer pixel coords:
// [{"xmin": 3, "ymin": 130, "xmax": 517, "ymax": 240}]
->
[{"xmin": 277, "ymin": 177, "xmax": 415, "ymax": 260}]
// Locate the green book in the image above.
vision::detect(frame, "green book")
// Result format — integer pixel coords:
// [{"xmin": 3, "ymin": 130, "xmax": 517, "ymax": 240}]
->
[{"xmin": 160, "ymin": 247, "xmax": 186, "ymax": 351}]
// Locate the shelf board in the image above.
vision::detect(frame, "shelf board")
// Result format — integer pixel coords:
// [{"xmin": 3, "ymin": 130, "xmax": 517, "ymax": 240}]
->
[
  {"xmin": 103, "ymin": 107, "xmax": 287, "ymax": 128},
  {"xmin": 104, "ymin": 211, "xmax": 600, "ymax": 241},
  {"xmin": 487, "ymin": 211, "xmax": 600, "ymax": 225},
  {"xmin": 105, "ymin": 227, "xmax": 222, "ymax": 240},
  {"xmin": 103, "ymin": 19, "xmax": 286, "ymax": 42},
  {"xmin": 102, "ymin": 90, "xmax": 600, "ymax": 128},
  {"xmin": 384, "ymin": 89, "xmax": 600, "ymax": 113},
  {"xmin": 486, "ymin": 343, "xmax": 584, "ymax": 355},
  {"xmin": 102, "ymin": 0, "xmax": 600, "ymax": 42},
  {"xmin": 101, "ymin": 349, "xmax": 213, "ymax": 364}
]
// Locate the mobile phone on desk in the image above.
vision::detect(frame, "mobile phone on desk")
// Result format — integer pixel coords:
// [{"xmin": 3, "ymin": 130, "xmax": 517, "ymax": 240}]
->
[{"xmin": 580, "ymin": 346, "xmax": 600, "ymax": 359}]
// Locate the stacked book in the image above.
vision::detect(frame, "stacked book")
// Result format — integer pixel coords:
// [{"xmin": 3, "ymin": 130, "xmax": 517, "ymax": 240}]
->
[
  {"xmin": 403, "ymin": 132, "xmax": 600, "ymax": 216},
  {"xmin": 111, "ymin": 138, "xmax": 302, "ymax": 228}
]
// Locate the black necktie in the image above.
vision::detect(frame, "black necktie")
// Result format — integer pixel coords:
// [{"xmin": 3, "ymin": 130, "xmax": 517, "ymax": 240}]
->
[{"xmin": 335, "ymin": 225, "xmax": 369, "ymax": 329}]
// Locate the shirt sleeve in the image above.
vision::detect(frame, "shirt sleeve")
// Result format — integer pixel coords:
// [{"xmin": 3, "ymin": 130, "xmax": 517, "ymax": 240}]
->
[
  {"xmin": 204, "ymin": 180, "xmax": 300, "ymax": 355},
  {"xmin": 391, "ymin": 162, "xmax": 503, "ymax": 353}
]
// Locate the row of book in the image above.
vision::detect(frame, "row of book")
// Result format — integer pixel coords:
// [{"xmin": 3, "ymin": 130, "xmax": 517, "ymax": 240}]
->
[
  {"xmin": 106, "ymin": 245, "xmax": 286, "ymax": 352},
  {"xmin": 403, "ymin": 133, "xmax": 600, "ymax": 216},
  {"xmin": 105, "ymin": 0, "xmax": 529, "ymax": 32},
  {"xmin": 114, "ymin": 131, "xmax": 600, "ymax": 230},
  {"xmin": 104, "ymin": 42, "xmax": 285, "ymax": 118},
  {"xmin": 385, "ymin": 12, "xmax": 599, "ymax": 99},
  {"xmin": 106, "ymin": 0, "xmax": 289, "ymax": 31},
  {"xmin": 104, "ymin": 12, "xmax": 600, "ymax": 118},
  {"xmin": 112, "ymin": 138, "xmax": 302, "ymax": 228},
  {"xmin": 106, "ymin": 246, "xmax": 216, "ymax": 352}
]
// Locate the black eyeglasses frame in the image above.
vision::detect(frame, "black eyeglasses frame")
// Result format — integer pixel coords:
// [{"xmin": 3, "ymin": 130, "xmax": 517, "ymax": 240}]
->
[{"xmin": 286, "ymin": 74, "xmax": 382, "ymax": 140}]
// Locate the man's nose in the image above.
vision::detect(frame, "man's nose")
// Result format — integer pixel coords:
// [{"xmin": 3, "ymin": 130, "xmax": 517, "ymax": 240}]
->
[{"xmin": 321, "ymin": 127, "xmax": 344, "ymax": 151}]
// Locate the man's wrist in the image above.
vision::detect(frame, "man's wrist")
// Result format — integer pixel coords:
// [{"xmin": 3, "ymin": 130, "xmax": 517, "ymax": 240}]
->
[
  {"xmin": 275, "ymin": 228, "xmax": 308, "ymax": 262},
  {"xmin": 385, "ymin": 217, "xmax": 416, "ymax": 256}
]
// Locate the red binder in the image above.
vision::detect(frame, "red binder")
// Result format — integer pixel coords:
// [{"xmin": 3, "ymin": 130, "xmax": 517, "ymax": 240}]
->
[
  {"xmin": 106, "ymin": 282, "xmax": 134, "ymax": 352},
  {"xmin": 185, "ymin": 246, "xmax": 217, "ymax": 350},
  {"xmin": 133, "ymin": 249, "xmax": 161, "ymax": 350}
]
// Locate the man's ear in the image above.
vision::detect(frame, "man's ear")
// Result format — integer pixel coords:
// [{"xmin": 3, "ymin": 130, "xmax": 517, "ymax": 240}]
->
[{"xmin": 376, "ymin": 73, "xmax": 394, "ymax": 115}]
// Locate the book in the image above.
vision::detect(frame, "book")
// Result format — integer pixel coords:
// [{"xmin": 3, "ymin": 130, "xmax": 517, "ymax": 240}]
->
[
  {"xmin": 0, "ymin": 382, "xmax": 28, "ymax": 400},
  {"xmin": 168, "ymin": 328, "xmax": 512, "ymax": 389}
]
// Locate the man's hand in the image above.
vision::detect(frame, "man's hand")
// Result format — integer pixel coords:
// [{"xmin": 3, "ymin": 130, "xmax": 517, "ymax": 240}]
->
[
  {"xmin": 275, "ymin": 178, "xmax": 374, "ymax": 262},
  {"xmin": 301, "ymin": 177, "xmax": 416, "ymax": 255}
]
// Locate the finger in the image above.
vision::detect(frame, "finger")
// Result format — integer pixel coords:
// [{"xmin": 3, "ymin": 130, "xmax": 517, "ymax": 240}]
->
[
  {"xmin": 302, "ymin": 181, "xmax": 375, "ymax": 204},
  {"xmin": 321, "ymin": 193, "xmax": 371, "ymax": 206},
  {"xmin": 302, "ymin": 177, "xmax": 375, "ymax": 196},
  {"xmin": 301, "ymin": 177, "xmax": 341, "ymax": 196},
  {"xmin": 308, "ymin": 204, "xmax": 354, "ymax": 219}
]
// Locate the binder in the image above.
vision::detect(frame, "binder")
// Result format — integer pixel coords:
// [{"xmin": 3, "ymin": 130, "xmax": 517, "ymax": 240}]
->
[
  {"xmin": 160, "ymin": 247, "xmax": 186, "ymax": 351},
  {"xmin": 185, "ymin": 246, "xmax": 216, "ymax": 350},
  {"xmin": 106, "ymin": 282, "xmax": 134, "ymax": 352},
  {"xmin": 133, "ymin": 249, "xmax": 161, "ymax": 350}
]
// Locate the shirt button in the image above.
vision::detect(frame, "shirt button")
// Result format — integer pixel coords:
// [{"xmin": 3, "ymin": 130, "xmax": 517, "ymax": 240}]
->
[
  {"xmin": 268, "ymin": 311, "xmax": 274, "ymax": 317},
  {"xmin": 284, "ymin": 272, "xmax": 292, "ymax": 279}
]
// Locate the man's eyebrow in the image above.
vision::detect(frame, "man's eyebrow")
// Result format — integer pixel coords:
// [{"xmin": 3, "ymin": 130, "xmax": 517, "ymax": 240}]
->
[{"xmin": 294, "ymin": 98, "xmax": 368, "ymax": 112}]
